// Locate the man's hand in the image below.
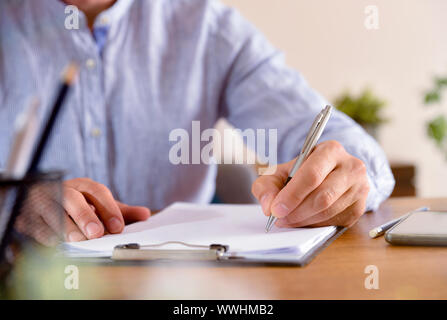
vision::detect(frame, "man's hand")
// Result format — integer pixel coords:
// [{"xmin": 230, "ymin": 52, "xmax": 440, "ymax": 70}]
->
[
  {"xmin": 16, "ymin": 177, "xmax": 151, "ymax": 245},
  {"xmin": 252, "ymin": 140, "xmax": 370, "ymax": 228},
  {"xmin": 61, "ymin": 178, "xmax": 151, "ymax": 241}
]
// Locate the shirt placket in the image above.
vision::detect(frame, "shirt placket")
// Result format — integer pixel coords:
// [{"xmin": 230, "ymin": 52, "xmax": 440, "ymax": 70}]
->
[{"xmin": 77, "ymin": 29, "xmax": 109, "ymax": 186}]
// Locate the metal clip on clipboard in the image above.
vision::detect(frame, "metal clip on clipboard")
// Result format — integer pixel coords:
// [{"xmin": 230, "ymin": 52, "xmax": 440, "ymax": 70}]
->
[{"xmin": 112, "ymin": 241, "xmax": 229, "ymax": 261}]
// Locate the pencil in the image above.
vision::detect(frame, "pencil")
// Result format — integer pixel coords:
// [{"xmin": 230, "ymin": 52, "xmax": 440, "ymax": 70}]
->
[
  {"xmin": 27, "ymin": 63, "xmax": 78, "ymax": 173},
  {"xmin": 0, "ymin": 63, "xmax": 78, "ymax": 254}
]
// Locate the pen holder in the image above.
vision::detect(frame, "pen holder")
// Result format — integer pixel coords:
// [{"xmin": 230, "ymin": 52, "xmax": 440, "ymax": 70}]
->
[{"xmin": 0, "ymin": 171, "xmax": 64, "ymax": 287}]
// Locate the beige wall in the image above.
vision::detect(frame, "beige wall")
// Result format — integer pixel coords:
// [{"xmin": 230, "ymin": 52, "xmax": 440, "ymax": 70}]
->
[{"xmin": 221, "ymin": 0, "xmax": 447, "ymax": 197}]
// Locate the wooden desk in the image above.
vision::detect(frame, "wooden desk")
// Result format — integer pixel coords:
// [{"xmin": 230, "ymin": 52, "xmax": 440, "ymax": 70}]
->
[{"xmin": 70, "ymin": 197, "xmax": 447, "ymax": 300}]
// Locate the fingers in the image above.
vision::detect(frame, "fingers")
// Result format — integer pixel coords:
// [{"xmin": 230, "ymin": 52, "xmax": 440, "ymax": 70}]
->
[
  {"xmin": 16, "ymin": 177, "xmax": 146, "ymax": 243},
  {"xmin": 62, "ymin": 186, "xmax": 105, "ymax": 239},
  {"xmin": 60, "ymin": 201, "xmax": 148, "ymax": 241},
  {"xmin": 63, "ymin": 215, "xmax": 87, "ymax": 242},
  {"xmin": 270, "ymin": 141, "xmax": 343, "ymax": 218},
  {"xmin": 65, "ymin": 178, "xmax": 124, "ymax": 234},
  {"xmin": 277, "ymin": 171, "xmax": 369, "ymax": 228},
  {"xmin": 315, "ymin": 199, "xmax": 367, "ymax": 227},
  {"xmin": 15, "ymin": 187, "xmax": 62, "ymax": 246},
  {"xmin": 256, "ymin": 140, "xmax": 370, "ymax": 229},
  {"xmin": 16, "ymin": 214, "xmax": 60, "ymax": 247},
  {"xmin": 278, "ymin": 167, "xmax": 354, "ymax": 225},
  {"xmin": 277, "ymin": 187, "xmax": 356, "ymax": 227},
  {"xmin": 251, "ymin": 161, "xmax": 292, "ymax": 216},
  {"xmin": 38, "ymin": 202, "xmax": 66, "ymax": 238},
  {"xmin": 282, "ymin": 199, "xmax": 367, "ymax": 228},
  {"xmin": 43, "ymin": 211, "xmax": 87, "ymax": 242},
  {"xmin": 116, "ymin": 201, "xmax": 151, "ymax": 224}
]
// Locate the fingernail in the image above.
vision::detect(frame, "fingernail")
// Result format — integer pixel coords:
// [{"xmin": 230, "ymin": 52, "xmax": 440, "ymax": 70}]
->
[
  {"xmin": 86, "ymin": 222, "xmax": 101, "ymax": 238},
  {"xmin": 271, "ymin": 203, "xmax": 290, "ymax": 218},
  {"xmin": 68, "ymin": 231, "xmax": 84, "ymax": 242},
  {"xmin": 108, "ymin": 217, "xmax": 123, "ymax": 233}
]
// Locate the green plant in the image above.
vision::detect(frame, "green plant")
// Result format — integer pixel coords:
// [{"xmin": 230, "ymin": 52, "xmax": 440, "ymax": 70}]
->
[
  {"xmin": 424, "ymin": 76, "xmax": 447, "ymax": 154},
  {"xmin": 334, "ymin": 88, "xmax": 387, "ymax": 126}
]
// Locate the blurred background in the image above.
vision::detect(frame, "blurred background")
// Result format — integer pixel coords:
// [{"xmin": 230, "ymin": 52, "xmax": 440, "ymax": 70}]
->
[{"xmin": 216, "ymin": 0, "xmax": 447, "ymax": 199}]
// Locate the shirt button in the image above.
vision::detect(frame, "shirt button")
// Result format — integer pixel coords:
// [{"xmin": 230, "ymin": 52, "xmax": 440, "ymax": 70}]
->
[
  {"xmin": 91, "ymin": 128, "xmax": 102, "ymax": 137},
  {"xmin": 100, "ymin": 16, "xmax": 109, "ymax": 25},
  {"xmin": 86, "ymin": 59, "xmax": 96, "ymax": 69}
]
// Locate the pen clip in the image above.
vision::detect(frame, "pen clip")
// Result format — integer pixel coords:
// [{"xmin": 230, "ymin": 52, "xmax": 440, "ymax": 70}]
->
[
  {"xmin": 301, "ymin": 121, "xmax": 322, "ymax": 155},
  {"xmin": 112, "ymin": 242, "xmax": 229, "ymax": 261},
  {"xmin": 302, "ymin": 106, "xmax": 332, "ymax": 155},
  {"xmin": 301, "ymin": 111, "xmax": 323, "ymax": 154}
]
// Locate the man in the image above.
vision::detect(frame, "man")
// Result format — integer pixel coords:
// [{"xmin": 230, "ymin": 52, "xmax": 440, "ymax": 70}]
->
[{"xmin": 0, "ymin": 0, "xmax": 395, "ymax": 244}]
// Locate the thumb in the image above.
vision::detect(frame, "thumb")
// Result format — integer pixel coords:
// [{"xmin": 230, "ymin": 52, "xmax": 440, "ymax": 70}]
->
[
  {"xmin": 251, "ymin": 173, "xmax": 285, "ymax": 216},
  {"xmin": 252, "ymin": 161, "xmax": 295, "ymax": 216},
  {"xmin": 116, "ymin": 201, "xmax": 151, "ymax": 224}
]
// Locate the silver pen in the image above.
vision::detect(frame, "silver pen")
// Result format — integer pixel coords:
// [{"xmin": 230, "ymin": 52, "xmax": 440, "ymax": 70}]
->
[{"xmin": 265, "ymin": 105, "xmax": 333, "ymax": 233}]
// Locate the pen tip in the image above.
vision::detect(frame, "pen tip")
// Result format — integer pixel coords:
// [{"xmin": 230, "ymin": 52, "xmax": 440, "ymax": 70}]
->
[{"xmin": 265, "ymin": 215, "xmax": 274, "ymax": 233}]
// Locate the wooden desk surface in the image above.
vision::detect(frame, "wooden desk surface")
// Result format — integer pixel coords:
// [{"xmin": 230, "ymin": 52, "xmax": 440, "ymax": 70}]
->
[{"xmin": 71, "ymin": 197, "xmax": 447, "ymax": 300}]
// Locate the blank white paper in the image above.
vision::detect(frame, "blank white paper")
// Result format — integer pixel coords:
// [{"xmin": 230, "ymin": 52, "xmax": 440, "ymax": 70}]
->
[{"xmin": 62, "ymin": 202, "xmax": 337, "ymax": 258}]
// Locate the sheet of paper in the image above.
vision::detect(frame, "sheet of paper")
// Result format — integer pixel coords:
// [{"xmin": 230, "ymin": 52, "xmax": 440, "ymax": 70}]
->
[{"xmin": 62, "ymin": 202, "xmax": 336, "ymax": 257}]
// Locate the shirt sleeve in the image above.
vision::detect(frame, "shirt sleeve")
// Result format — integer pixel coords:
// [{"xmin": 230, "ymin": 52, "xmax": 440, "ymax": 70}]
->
[{"xmin": 209, "ymin": 1, "xmax": 395, "ymax": 211}]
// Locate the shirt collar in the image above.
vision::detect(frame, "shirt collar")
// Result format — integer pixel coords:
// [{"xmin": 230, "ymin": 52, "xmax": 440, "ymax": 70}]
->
[
  {"xmin": 93, "ymin": 0, "xmax": 135, "ymax": 29},
  {"xmin": 51, "ymin": 0, "xmax": 134, "ymax": 29}
]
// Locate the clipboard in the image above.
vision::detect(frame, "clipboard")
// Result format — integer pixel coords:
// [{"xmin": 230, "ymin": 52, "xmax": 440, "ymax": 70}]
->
[{"xmin": 108, "ymin": 227, "xmax": 346, "ymax": 267}]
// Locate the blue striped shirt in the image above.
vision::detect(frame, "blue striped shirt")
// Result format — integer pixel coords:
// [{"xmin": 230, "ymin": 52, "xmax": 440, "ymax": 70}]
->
[{"xmin": 0, "ymin": 0, "xmax": 394, "ymax": 211}]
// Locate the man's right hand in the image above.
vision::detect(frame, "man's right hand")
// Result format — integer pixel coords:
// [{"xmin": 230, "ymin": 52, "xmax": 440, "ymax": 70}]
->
[{"xmin": 16, "ymin": 177, "xmax": 151, "ymax": 246}]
